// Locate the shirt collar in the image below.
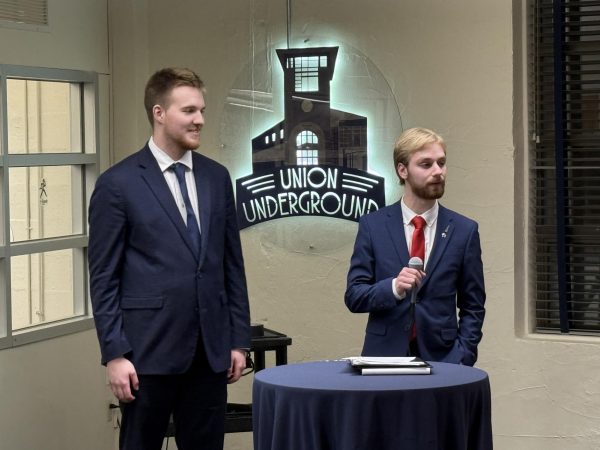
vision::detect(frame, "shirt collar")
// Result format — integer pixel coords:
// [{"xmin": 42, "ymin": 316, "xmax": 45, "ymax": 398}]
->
[
  {"xmin": 401, "ymin": 197, "xmax": 439, "ymax": 227},
  {"xmin": 148, "ymin": 136, "xmax": 194, "ymax": 173}
]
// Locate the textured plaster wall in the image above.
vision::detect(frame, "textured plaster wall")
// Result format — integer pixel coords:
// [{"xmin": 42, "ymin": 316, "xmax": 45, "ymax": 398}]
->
[
  {"xmin": 108, "ymin": 1, "xmax": 600, "ymax": 449},
  {"xmin": 0, "ymin": 1, "xmax": 114, "ymax": 449}
]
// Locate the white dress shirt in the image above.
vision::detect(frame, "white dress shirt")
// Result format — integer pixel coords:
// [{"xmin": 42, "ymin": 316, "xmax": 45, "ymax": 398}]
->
[
  {"xmin": 148, "ymin": 137, "xmax": 201, "ymax": 232},
  {"xmin": 392, "ymin": 198, "xmax": 439, "ymax": 300}
]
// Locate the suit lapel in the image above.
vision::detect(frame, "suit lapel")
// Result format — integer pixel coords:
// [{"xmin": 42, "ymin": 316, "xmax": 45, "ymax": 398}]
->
[
  {"xmin": 420, "ymin": 204, "xmax": 454, "ymax": 290},
  {"xmin": 137, "ymin": 146, "xmax": 199, "ymax": 261},
  {"xmin": 385, "ymin": 202, "xmax": 410, "ymax": 266}
]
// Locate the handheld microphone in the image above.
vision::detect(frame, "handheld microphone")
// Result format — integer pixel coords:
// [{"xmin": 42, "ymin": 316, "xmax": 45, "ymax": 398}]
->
[{"xmin": 408, "ymin": 256, "xmax": 424, "ymax": 305}]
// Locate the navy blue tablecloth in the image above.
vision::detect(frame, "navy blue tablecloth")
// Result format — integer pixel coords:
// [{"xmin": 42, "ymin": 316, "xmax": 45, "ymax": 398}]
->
[{"xmin": 253, "ymin": 361, "xmax": 492, "ymax": 450}]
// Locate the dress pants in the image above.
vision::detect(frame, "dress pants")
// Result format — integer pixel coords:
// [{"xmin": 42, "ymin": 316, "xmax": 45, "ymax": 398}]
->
[{"xmin": 119, "ymin": 340, "xmax": 228, "ymax": 450}]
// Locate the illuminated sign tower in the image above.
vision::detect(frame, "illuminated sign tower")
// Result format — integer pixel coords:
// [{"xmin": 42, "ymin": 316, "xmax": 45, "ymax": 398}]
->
[
  {"xmin": 251, "ymin": 46, "xmax": 367, "ymax": 171},
  {"xmin": 236, "ymin": 46, "xmax": 383, "ymax": 229}
]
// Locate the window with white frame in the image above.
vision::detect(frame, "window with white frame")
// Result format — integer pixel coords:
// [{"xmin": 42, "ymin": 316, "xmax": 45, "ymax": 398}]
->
[
  {"xmin": 0, "ymin": 66, "xmax": 98, "ymax": 347},
  {"xmin": 296, "ymin": 130, "xmax": 319, "ymax": 165}
]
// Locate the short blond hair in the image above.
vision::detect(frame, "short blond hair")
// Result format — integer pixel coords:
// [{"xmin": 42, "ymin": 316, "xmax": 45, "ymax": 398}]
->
[{"xmin": 393, "ymin": 127, "xmax": 446, "ymax": 184}]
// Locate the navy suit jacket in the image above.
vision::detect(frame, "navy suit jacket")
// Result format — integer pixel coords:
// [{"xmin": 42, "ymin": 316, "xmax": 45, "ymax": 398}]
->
[
  {"xmin": 345, "ymin": 202, "xmax": 485, "ymax": 366},
  {"xmin": 88, "ymin": 145, "xmax": 251, "ymax": 375}
]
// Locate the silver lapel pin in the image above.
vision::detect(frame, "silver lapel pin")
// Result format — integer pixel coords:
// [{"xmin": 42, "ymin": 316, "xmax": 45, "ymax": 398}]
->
[{"xmin": 441, "ymin": 225, "xmax": 450, "ymax": 239}]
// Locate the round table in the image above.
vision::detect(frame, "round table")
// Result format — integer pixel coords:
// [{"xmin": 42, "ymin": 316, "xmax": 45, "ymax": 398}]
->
[{"xmin": 252, "ymin": 360, "xmax": 492, "ymax": 450}]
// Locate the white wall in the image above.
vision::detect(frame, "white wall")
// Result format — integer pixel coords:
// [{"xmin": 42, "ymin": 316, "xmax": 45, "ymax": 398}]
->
[
  {"xmin": 0, "ymin": 1, "xmax": 114, "ymax": 449},
  {"xmin": 104, "ymin": 1, "xmax": 600, "ymax": 449}
]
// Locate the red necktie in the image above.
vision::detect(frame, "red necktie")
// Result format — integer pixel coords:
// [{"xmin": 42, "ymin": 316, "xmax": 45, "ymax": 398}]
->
[
  {"xmin": 409, "ymin": 216, "xmax": 426, "ymax": 342},
  {"xmin": 410, "ymin": 216, "xmax": 426, "ymax": 262}
]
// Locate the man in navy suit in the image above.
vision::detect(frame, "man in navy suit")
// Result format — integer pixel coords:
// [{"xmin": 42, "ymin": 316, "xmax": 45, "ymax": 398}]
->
[
  {"xmin": 89, "ymin": 68, "xmax": 251, "ymax": 449},
  {"xmin": 345, "ymin": 127, "xmax": 485, "ymax": 366}
]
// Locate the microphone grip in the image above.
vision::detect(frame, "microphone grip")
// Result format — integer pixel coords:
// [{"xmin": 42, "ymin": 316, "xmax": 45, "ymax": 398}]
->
[
  {"xmin": 408, "ymin": 257, "xmax": 424, "ymax": 305},
  {"xmin": 410, "ymin": 287, "xmax": 418, "ymax": 305}
]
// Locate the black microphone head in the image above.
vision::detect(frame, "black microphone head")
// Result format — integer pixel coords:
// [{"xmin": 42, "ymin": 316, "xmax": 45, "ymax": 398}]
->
[{"xmin": 408, "ymin": 256, "xmax": 423, "ymax": 270}]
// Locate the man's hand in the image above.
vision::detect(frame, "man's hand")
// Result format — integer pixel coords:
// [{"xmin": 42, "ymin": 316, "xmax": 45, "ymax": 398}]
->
[
  {"xmin": 107, "ymin": 357, "xmax": 139, "ymax": 403},
  {"xmin": 228, "ymin": 349, "xmax": 247, "ymax": 384},
  {"xmin": 394, "ymin": 266, "xmax": 425, "ymax": 297}
]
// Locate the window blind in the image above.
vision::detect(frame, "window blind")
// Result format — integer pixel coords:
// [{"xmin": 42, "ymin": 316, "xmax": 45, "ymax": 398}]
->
[{"xmin": 532, "ymin": 0, "xmax": 600, "ymax": 334}]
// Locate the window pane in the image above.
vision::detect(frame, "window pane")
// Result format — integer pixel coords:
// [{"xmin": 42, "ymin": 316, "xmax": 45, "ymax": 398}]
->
[
  {"xmin": 0, "ymin": 65, "xmax": 97, "ymax": 345},
  {"xmin": 296, "ymin": 130, "xmax": 317, "ymax": 147},
  {"xmin": 294, "ymin": 56, "xmax": 320, "ymax": 92},
  {"xmin": 296, "ymin": 130, "xmax": 319, "ymax": 165},
  {"xmin": 11, "ymin": 249, "xmax": 80, "ymax": 330},
  {"xmin": 7, "ymin": 79, "xmax": 82, "ymax": 154},
  {"xmin": 9, "ymin": 165, "xmax": 83, "ymax": 242}
]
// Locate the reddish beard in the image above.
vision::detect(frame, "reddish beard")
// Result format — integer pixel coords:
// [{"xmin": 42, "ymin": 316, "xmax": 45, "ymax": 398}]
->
[
  {"xmin": 173, "ymin": 130, "xmax": 200, "ymax": 151},
  {"xmin": 411, "ymin": 180, "xmax": 445, "ymax": 200}
]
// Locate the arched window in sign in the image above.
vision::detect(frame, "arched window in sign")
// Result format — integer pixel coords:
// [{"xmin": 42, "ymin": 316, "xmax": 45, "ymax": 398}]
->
[{"xmin": 296, "ymin": 130, "xmax": 319, "ymax": 165}]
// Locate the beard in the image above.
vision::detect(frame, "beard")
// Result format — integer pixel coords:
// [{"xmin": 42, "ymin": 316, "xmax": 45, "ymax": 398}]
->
[
  {"xmin": 410, "ymin": 180, "xmax": 445, "ymax": 200},
  {"xmin": 176, "ymin": 130, "xmax": 200, "ymax": 150},
  {"xmin": 165, "ymin": 135, "xmax": 199, "ymax": 153}
]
